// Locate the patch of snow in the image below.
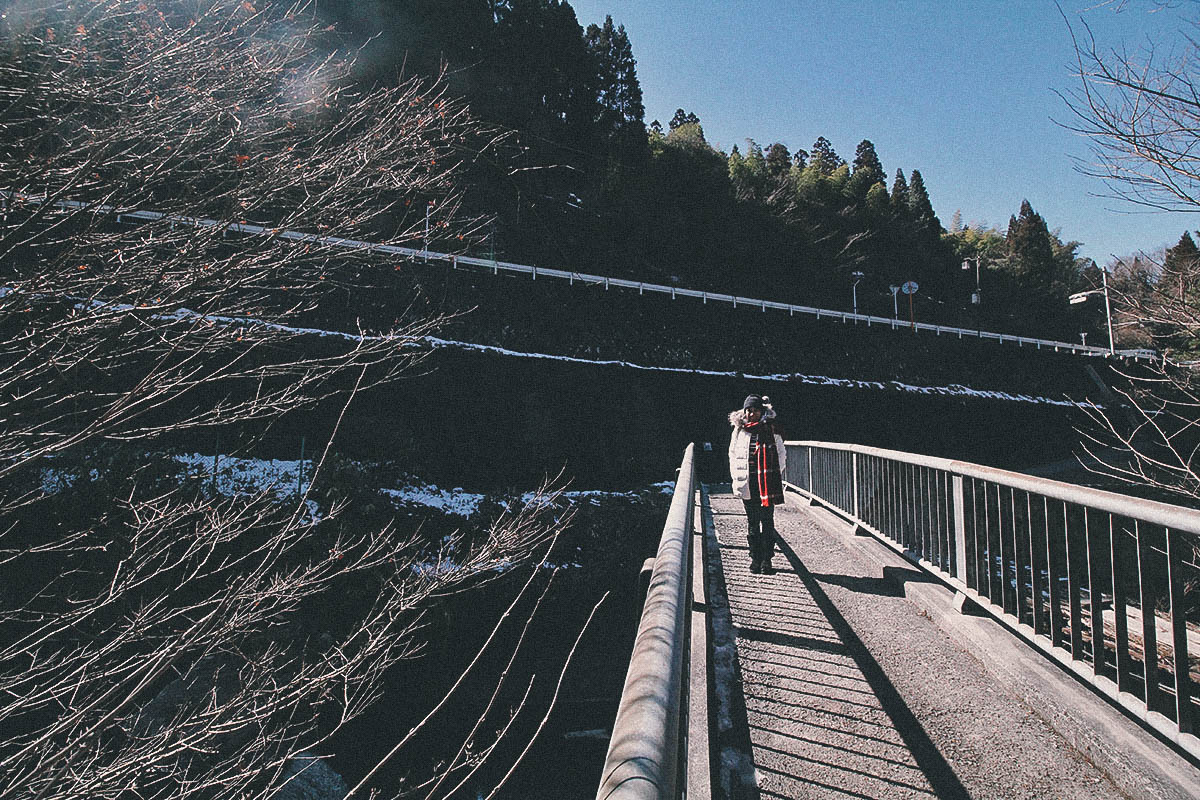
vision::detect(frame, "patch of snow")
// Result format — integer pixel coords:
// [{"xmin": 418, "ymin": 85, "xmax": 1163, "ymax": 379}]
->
[
  {"xmin": 381, "ymin": 484, "xmax": 484, "ymax": 517},
  {"xmin": 176, "ymin": 452, "xmax": 310, "ymax": 498},
  {"xmin": 516, "ymin": 482, "xmax": 678, "ymax": 508},
  {"xmin": 39, "ymin": 467, "xmax": 98, "ymax": 494},
  {"xmin": 174, "ymin": 453, "xmax": 321, "ymax": 523}
]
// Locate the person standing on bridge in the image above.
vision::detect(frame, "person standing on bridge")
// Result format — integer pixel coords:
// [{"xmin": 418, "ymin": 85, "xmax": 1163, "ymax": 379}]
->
[{"xmin": 728, "ymin": 394, "xmax": 786, "ymax": 574}]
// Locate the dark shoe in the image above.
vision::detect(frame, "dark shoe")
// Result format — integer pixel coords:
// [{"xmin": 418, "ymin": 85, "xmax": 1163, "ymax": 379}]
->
[
  {"xmin": 761, "ymin": 561, "xmax": 776, "ymax": 575},
  {"xmin": 749, "ymin": 560, "xmax": 762, "ymax": 574}
]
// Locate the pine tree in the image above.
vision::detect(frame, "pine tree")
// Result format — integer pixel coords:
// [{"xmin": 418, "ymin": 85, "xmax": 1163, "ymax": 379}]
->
[
  {"xmin": 585, "ymin": 16, "xmax": 645, "ymax": 138},
  {"xmin": 1164, "ymin": 231, "xmax": 1200, "ymax": 302},
  {"xmin": 669, "ymin": 108, "xmax": 700, "ymax": 130},
  {"xmin": 1006, "ymin": 199, "xmax": 1057, "ymax": 286},
  {"xmin": 765, "ymin": 142, "xmax": 791, "ymax": 179},
  {"xmin": 907, "ymin": 169, "xmax": 941, "ymax": 232},
  {"xmin": 852, "ymin": 140, "xmax": 885, "ymax": 186},
  {"xmin": 890, "ymin": 168, "xmax": 909, "ymax": 213},
  {"xmin": 1165, "ymin": 231, "xmax": 1200, "ymax": 272},
  {"xmin": 809, "ymin": 136, "xmax": 844, "ymax": 175}
]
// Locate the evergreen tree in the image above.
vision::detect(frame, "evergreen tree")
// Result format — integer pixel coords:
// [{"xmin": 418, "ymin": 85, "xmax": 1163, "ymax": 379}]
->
[
  {"xmin": 649, "ymin": 119, "xmax": 663, "ymax": 136},
  {"xmin": 1165, "ymin": 231, "xmax": 1200, "ymax": 273},
  {"xmin": 585, "ymin": 15, "xmax": 645, "ymax": 139},
  {"xmin": 907, "ymin": 169, "xmax": 941, "ymax": 232},
  {"xmin": 890, "ymin": 168, "xmax": 909, "ymax": 213},
  {"xmin": 865, "ymin": 181, "xmax": 890, "ymax": 213},
  {"xmin": 851, "ymin": 140, "xmax": 885, "ymax": 186},
  {"xmin": 809, "ymin": 136, "xmax": 844, "ymax": 175},
  {"xmin": 949, "ymin": 209, "xmax": 963, "ymax": 233},
  {"xmin": 1163, "ymin": 231, "xmax": 1200, "ymax": 303},
  {"xmin": 765, "ymin": 142, "xmax": 791, "ymax": 179},
  {"xmin": 792, "ymin": 149, "xmax": 808, "ymax": 169},
  {"xmin": 1005, "ymin": 199, "xmax": 1057, "ymax": 287},
  {"xmin": 669, "ymin": 108, "xmax": 701, "ymax": 130}
]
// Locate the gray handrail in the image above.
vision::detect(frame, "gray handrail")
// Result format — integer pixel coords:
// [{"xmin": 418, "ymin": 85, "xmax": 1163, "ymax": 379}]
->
[
  {"xmin": 3, "ymin": 191, "xmax": 1155, "ymax": 361},
  {"xmin": 785, "ymin": 440, "xmax": 1200, "ymax": 535},
  {"xmin": 596, "ymin": 444, "xmax": 696, "ymax": 800}
]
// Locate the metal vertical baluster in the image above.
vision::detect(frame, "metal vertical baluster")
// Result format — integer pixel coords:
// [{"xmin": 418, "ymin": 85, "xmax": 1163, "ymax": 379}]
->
[
  {"xmin": 920, "ymin": 466, "xmax": 931, "ymax": 562},
  {"xmin": 1001, "ymin": 486, "xmax": 1015, "ymax": 617},
  {"xmin": 1110, "ymin": 514, "xmax": 1131, "ymax": 695},
  {"xmin": 1048, "ymin": 497, "xmax": 1065, "ymax": 648},
  {"xmin": 1166, "ymin": 528, "xmax": 1194, "ymax": 734},
  {"xmin": 1066, "ymin": 503, "xmax": 1086, "ymax": 661},
  {"xmin": 907, "ymin": 462, "xmax": 917, "ymax": 552},
  {"xmin": 982, "ymin": 482, "xmax": 995, "ymax": 603},
  {"xmin": 1014, "ymin": 488, "xmax": 1029, "ymax": 625},
  {"xmin": 1029, "ymin": 492, "xmax": 1046, "ymax": 637},
  {"xmin": 1136, "ymin": 521, "xmax": 1160, "ymax": 715},
  {"xmin": 1085, "ymin": 508, "xmax": 1107, "ymax": 678},
  {"xmin": 852, "ymin": 451, "xmax": 860, "ymax": 521},
  {"xmin": 953, "ymin": 474, "xmax": 968, "ymax": 584}
]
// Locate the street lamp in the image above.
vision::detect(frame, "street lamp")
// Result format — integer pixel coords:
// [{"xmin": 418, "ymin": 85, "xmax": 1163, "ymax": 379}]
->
[
  {"xmin": 851, "ymin": 271, "xmax": 865, "ymax": 315},
  {"xmin": 1069, "ymin": 267, "xmax": 1115, "ymax": 355},
  {"xmin": 889, "ymin": 285, "xmax": 900, "ymax": 319},
  {"xmin": 961, "ymin": 257, "xmax": 982, "ymax": 305}
]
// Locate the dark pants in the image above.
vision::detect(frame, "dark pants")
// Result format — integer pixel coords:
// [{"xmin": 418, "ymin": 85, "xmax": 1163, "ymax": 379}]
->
[{"xmin": 742, "ymin": 499, "xmax": 776, "ymax": 565}]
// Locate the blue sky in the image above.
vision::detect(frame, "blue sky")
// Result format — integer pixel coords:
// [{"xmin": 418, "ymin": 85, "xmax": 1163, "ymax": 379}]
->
[{"xmin": 567, "ymin": 1, "xmax": 1194, "ymax": 264}]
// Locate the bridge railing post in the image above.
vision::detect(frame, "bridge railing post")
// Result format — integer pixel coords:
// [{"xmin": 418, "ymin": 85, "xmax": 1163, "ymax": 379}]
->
[
  {"xmin": 852, "ymin": 452, "xmax": 860, "ymax": 520},
  {"xmin": 952, "ymin": 474, "xmax": 968, "ymax": 584}
]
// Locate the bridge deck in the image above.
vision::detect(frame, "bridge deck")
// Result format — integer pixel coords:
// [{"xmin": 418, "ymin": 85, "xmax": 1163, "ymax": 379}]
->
[{"xmin": 701, "ymin": 486, "xmax": 1199, "ymax": 800}]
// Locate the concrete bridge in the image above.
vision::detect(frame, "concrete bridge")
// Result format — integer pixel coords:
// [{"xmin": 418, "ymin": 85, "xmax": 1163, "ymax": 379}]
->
[{"xmin": 595, "ymin": 444, "xmax": 1200, "ymax": 799}]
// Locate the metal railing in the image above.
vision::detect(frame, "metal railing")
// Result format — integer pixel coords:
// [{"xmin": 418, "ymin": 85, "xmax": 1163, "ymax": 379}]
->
[
  {"xmin": 596, "ymin": 445, "xmax": 696, "ymax": 800},
  {"xmin": 785, "ymin": 441, "xmax": 1200, "ymax": 758},
  {"xmin": 2, "ymin": 191, "xmax": 1155, "ymax": 361}
]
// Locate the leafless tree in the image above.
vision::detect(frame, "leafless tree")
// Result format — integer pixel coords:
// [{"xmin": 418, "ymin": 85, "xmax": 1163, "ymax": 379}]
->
[
  {"xmin": 1062, "ymin": 3, "xmax": 1200, "ymax": 503},
  {"xmin": 0, "ymin": 2, "xmax": 574, "ymax": 798}
]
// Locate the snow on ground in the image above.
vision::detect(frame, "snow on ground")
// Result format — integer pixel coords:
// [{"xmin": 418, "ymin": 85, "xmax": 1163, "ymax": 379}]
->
[
  {"xmin": 41, "ymin": 449, "xmax": 673, "ymax": 523},
  {"xmin": 40, "ymin": 468, "xmax": 98, "ymax": 494},
  {"xmin": 381, "ymin": 485, "xmax": 485, "ymax": 517},
  {"xmin": 175, "ymin": 452, "xmax": 310, "ymax": 497},
  {"xmin": 517, "ymin": 480, "xmax": 676, "ymax": 508}
]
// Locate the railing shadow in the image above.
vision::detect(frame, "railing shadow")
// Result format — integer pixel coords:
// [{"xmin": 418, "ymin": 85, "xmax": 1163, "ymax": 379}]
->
[
  {"xmin": 748, "ymin": 532, "xmax": 972, "ymax": 799},
  {"xmin": 805, "ymin": 565, "xmax": 941, "ymax": 599}
]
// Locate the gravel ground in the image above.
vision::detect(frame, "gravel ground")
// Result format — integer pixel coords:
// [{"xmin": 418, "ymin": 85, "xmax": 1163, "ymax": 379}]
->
[{"xmin": 707, "ymin": 490, "xmax": 1132, "ymax": 800}]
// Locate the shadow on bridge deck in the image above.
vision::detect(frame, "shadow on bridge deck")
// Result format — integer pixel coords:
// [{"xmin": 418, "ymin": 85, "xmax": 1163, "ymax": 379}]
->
[{"xmin": 701, "ymin": 486, "xmax": 1196, "ymax": 800}]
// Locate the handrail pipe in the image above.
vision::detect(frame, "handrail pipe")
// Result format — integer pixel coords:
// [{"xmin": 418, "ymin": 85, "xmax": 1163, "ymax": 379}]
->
[{"xmin": 596, "ymin": 444, "xmax": 696, "ymax": 800}]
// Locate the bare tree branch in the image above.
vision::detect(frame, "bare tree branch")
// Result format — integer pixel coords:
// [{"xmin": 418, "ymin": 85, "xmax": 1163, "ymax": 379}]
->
[{"xmin": 0, "ymin": 3, "xmax": 566, "ymax": 799}]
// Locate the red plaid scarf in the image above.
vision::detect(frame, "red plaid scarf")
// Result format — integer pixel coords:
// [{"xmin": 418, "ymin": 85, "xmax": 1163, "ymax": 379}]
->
[{"xmin": 744, "ymin": 420, "xmax": 784, "ymax": 507}]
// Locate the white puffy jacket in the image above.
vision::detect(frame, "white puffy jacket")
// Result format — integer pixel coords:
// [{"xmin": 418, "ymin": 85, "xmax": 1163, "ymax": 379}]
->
[{"xmin": 727, "ymin": 407, "xmax": 787, "ymax": 501}]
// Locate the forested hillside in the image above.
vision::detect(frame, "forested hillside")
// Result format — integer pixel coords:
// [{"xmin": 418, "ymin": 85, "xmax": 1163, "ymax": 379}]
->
[{"xmin": 317, "ymin": 0, "xmax": 1115, "ymax": 343}]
